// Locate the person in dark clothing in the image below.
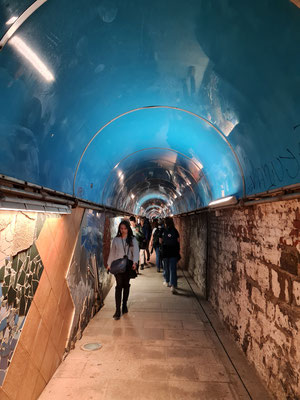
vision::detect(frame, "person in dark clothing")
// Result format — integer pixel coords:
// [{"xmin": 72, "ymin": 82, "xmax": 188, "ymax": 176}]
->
[
  {"xmin": 150, "ymin": 220, "xmax": 163, "ymax": 272},
  {"xmin": 140, "ymin": 217, "xmax": 152, "ymax": 262},
  {"xmin": 160, "ymin": 217, "xmax": 180, "ymax": 294},
  {"xmin": 107, "ymin": 220, "xmax": 139, "ymax": 320}
]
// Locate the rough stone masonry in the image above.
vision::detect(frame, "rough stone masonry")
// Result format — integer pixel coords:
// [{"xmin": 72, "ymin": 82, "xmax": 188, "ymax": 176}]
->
[{"xmin": 176, "ymin": 199, "xmax": 300, "ymax": 400}]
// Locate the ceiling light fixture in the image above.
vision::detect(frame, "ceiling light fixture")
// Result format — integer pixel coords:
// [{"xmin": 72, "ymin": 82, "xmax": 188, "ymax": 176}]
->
[
  {"xmin": 9, "ymin": 36, "xmax": 54, "ymax": 82},
  {"xmin": 208, "ymin": 196, "xmax": 237, "ymax": 208}
]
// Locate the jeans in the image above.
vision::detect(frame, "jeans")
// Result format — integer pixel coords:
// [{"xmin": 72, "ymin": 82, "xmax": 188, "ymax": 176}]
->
[
  {"xmin": 139, "ymin": 249, "xmax": 146, "ymax": 266},
  {"xmin": 162, "ymin": 257, "xmax": 177, "ymax": 287},
  {"xmin": 155, "ymin": 247, "xmax": 161, "ymax": 271},
  {"xmin": 146, "ymin": 241, "xmax": 150, "ymax": 261}
]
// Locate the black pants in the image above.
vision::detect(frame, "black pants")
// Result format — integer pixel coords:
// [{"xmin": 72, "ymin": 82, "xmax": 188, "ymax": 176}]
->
[
  {"xmin": 115, "ymin": 271, "xmax": 130, "ymax": 290},
  {"xmin": 114, "ymin": 270, "xmax": 131, "ymax": 311}
]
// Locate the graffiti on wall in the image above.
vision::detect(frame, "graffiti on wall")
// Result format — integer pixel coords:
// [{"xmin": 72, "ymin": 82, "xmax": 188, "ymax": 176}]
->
[{"xmin": 243, "ymin": 145, "xmax": 300, "ymax": 194}]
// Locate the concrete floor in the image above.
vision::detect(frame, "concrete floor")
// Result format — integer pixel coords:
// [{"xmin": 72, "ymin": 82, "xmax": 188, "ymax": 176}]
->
[{"xmin": 39, "ymin": 259, "xmax": 271, "ymax": 400}]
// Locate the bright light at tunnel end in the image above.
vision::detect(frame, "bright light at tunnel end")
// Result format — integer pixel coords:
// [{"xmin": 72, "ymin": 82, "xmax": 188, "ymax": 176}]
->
[{"xmin": 208, "ymin": 196, "xmax": 237, "ymax": 207}]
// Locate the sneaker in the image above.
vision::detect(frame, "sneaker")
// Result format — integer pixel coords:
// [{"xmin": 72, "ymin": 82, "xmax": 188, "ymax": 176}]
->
[
  {"xmin": 171, "ymin": 286, "xmax": 177, "ymax": 294},
  {"xmin": 163, "ymin": 281, "xmax": 168, "ymax": 286}
]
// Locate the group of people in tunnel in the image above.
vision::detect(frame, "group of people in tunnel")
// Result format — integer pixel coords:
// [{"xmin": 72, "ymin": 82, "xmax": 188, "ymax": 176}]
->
[{"xmin": 106, "ymin": 216, "xmax": 180, "ymax": 320}]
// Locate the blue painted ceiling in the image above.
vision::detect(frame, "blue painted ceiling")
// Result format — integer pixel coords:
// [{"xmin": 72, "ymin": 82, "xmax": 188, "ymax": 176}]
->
[{"xmin": 0, "ymin": 0, "xmax": 300, "ymax": 216}]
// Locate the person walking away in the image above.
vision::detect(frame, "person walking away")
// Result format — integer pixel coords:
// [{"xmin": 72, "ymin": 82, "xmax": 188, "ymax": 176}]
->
[
  {"xmin": 149, "ymin": 220, "xmax": 163, "ymax": 272},
  {"xmin": 107, "ymin": 220, "xmax": 139, "ymax": 319},
  {"xmin": 140, "ymin": 217, "xmax": 152, "ymax": 262},
  {"xmin": 160, "ymin": 217, "xmax": 180, "ymax": 294},
  {"xmin": 129, "ymin": 216, "xmax": 147, "ymax": 270}
]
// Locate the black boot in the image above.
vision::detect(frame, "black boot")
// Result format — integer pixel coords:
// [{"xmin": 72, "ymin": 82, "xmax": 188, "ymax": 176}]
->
[
  {"xmin": 113, "ymin": 286, "xmax": 122, "ymax": 320},
  {"xmin": 122, "ymin": 284, "xmax": 130, "ymax": 314}
]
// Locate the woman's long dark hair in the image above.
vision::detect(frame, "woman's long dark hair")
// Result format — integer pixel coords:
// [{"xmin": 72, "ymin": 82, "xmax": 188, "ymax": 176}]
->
[{"xmin": 116, "ymin": 220, "xmax": 134, "ymax": 246}]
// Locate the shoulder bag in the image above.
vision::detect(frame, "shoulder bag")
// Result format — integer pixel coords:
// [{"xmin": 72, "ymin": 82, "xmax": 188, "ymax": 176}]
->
[{"xmin": 109, "ymin": 239, "xmax": 130, "ymax": 275}]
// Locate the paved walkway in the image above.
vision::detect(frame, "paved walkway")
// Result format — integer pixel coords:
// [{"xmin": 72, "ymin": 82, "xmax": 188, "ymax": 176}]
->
[{"xmin": 40, "ymin": 258, "xmax": 269, "ymax": 400}]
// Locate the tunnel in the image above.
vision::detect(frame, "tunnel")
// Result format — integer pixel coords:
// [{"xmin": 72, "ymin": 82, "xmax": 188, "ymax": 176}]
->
[{"xmin": 0, "ymin": 0, "xmax": 300, "ymax": 399}]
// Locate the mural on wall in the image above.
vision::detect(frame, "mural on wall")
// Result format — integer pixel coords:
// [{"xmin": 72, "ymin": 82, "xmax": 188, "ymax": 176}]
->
[
  {"xmin": 0, "ymin": 209, "xmax": 124, "ymax": 382},
  {"xmin": 110, "ymin": 216, "xmax": 123, "ymax": 239},
  {"xmin": 0, "ymin": 212, "xmax": 48, "ymax": 386},
  {"xmin": 67, "ymin": 210, "xmax": 113, "ymax": 350}
]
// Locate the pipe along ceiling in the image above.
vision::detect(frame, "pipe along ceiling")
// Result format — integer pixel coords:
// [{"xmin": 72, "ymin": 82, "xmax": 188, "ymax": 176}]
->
[{"xmin": 0, "ymin": 0, "xmax": 300, "ymax": 217}]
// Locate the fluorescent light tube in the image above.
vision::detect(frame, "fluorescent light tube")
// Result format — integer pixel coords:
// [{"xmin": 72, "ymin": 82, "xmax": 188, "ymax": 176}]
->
[
  {"xmin": 10, "ymin": 36, "xmax": 54, "ymax": 82},
  {"xmin": 208, "ymin": 196, "xmax": 237, "ymax": 207}
]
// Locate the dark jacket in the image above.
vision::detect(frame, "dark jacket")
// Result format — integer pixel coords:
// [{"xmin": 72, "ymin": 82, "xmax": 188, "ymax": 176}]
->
[{"xmin": 142, "ymin": 220, "xmax": 152, "ymax": 242}]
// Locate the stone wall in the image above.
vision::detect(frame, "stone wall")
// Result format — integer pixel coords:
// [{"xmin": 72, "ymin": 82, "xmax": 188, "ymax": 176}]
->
[
  {"xmin": 178, "ymin": 199, "xmax": 300, "ymax": 400},
  {"xmin": 175, "ymin": 214, "xmax": 207, "ymax": 297}
]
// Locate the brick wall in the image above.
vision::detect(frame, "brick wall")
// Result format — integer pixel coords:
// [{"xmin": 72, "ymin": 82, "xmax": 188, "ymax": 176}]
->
[{"xmin": 178, "ymin": 199, "xmax": 300, "ymax": 400}]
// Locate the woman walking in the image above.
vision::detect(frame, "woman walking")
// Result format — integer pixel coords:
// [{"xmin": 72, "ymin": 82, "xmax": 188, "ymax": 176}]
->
[
  {"xmin": 107, "ymin": 220, "xmax": 139, "ymax": 320},
  {"xmin": 160, "ymin": 217, "xmax": 180, "ymax": 294}
]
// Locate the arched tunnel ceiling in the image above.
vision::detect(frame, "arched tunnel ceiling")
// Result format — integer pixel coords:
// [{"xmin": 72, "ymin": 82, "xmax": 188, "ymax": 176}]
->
[
  {"xmin": 100, "ymin": 148, "xmax": 210, "ymax": 214},
  {"xmin": 0, "ymin": 0, "xmax": 300, "ymax": 214}
]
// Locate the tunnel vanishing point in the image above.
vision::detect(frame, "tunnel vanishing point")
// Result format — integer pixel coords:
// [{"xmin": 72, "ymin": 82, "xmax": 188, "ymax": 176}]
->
[{"xmin": 0, "ymin": 1, "xmax": 300, "ymax": 399}]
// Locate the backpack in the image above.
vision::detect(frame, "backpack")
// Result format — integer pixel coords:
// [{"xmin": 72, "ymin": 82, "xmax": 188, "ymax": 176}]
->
[{"xmin": 162, "ymin": 228, "xmax": 178, "ymax": 247}]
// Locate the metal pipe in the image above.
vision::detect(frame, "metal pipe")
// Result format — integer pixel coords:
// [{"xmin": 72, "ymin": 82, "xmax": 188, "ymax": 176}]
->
[
  {"xmin": 175, "ymin": 191, "xmax": 300, "ymax": 217},
  {"xmin": 0, "ymin": 174, "xmax": 76, "ymax": 200},
  {"xmin": 243, "ymin": 192, "xmax": 300, "ymax": 207},
  {"xmin": 0, "ymin": 181, "xmax": 130, "ymax": 216},
  {"xmin": 76, "ymin": 201, "xmax": 130, "ymax": 216},
  {"xmin": 0, "ymin": 185, "xmax": 75, "ymax": 205},
  {"xmin": 245, "ymin": 183, "xmax": 300, "ymax": 199}
]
